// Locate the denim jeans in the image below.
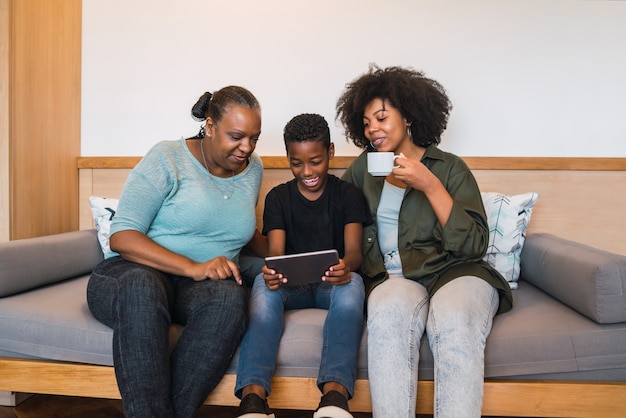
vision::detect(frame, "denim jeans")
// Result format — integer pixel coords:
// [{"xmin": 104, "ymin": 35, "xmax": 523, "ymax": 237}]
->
[
  {"xmin": 367, "ymin": 275, "xmax": 499, "ymax": 418},
  {"xmin": 87, "ymin": 256, "xmax": 247, "ymax": 418},
  {"xmin": 235, "ymin": 272, "xmax": 365, "ymax": 399}
]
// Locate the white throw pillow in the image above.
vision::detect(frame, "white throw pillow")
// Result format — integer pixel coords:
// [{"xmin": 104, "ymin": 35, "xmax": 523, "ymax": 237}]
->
[
  {"xmin": 88, "ymin": 196, "xmax": 119, "ymax": 257},
  {"xmin": 481, "ymin": 191, "xmax": 539, "ymax": 289}
]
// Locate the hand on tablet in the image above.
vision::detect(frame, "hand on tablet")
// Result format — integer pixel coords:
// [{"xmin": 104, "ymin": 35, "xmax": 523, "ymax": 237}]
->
[
  {"xmin": 262, "ymin": 264, "xmax": 287, "ymax": 290},
  {"xmin": 264, "ymin": 249, "xmax": 339, "ymax": 287},
  {"xmin": 322, "ymin": 259, "xmax": 352, "ymax": 286}
]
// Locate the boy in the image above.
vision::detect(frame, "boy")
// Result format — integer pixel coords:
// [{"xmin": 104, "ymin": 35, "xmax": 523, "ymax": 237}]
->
[{"xmin": 235, "ymin": 114, "xmax": 372, "ymax": 418}]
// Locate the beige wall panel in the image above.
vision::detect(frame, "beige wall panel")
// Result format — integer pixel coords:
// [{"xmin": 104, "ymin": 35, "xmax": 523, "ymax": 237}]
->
[
  {"xmin": 92, "ymin": 169, "xmax": 132, "ymax": 199},
  {"xmin": 79, "ymin": 167, "xmax": 626, "ymax": 256},
  {"xmin": 79, "ymin": 169, "xmax": 132, "ymax": 230},
  {"xmin": 78, "ymin": 169, "xmax": 94, "ymax": 230},
  {"xmin": 473, "ymin": 170, "xmax": 625, "ymax": 255}
]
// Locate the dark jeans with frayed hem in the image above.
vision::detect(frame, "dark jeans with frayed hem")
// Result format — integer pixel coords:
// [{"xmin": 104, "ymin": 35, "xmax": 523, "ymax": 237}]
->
[{"xmin": 87, "ymin": 256, "xmax": 247, "ymax": 418}]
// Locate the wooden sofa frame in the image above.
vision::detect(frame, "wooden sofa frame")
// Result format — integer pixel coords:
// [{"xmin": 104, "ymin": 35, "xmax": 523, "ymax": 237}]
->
[
  {"xmin": 1, "ymin": 155, "xmax": 626, "ymax": 417},
  {"xmin": 2, "ymin": 358, "xmax": 626, "ymax": 417}
]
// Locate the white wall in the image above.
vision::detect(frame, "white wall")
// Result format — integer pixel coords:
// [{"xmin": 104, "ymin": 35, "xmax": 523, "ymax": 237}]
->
[{"xmin": 82, "ymin": 0, "xmax": 626, "ymax": 157}]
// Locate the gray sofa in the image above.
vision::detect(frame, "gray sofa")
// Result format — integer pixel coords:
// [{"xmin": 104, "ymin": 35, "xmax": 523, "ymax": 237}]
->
[{"xmin": 1, "ymin": 229, "xmax": 626, "ymax": 416}]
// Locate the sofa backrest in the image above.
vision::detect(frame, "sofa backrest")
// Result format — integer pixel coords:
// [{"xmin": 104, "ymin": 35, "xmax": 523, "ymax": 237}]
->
[{"xmin": 78, "ymin": 158, "xmax": 626, "ymax": 257}]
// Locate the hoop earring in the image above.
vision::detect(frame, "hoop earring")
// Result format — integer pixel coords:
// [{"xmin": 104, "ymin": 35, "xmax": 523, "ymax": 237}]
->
[{"xmin": 406, "ymin": 125, "xmax": 413, "ymax": 139}]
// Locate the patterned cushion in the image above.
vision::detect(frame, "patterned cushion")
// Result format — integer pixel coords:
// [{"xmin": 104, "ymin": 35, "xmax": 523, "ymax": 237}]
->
[
  {"xmin": 481, "ymin": 192, "xmax": 539, "ymax": 289},
  {"xmin": 88, "ymin": 196, "xmax": 119, "ymax": 258}
]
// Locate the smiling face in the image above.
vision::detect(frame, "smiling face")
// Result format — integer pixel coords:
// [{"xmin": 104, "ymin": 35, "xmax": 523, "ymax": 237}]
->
[
  {"xmin": 286, "ymin": 140, "xmax": 334, "ymax": 200},
  {"xmin": 204, "ymin": 105, "xmax": 261, "ymax": 177},
  {"xmin": 363, "ymin": 98, "xmax": 413, "ymax": 154}
]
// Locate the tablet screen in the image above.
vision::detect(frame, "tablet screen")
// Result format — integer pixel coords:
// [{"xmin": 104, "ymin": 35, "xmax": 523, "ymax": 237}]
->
[{"xmin": 265, "ymin": 249, "xmax": 339, "ymax": 286}]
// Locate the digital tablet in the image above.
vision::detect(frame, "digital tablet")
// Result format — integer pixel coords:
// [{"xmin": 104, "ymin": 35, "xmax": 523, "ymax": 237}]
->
[{"xmin": 265, "ymin": 249, "xmax": 339, "ymax": 286}]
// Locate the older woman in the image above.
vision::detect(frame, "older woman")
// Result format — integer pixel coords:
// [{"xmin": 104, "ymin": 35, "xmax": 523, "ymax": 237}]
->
[{"xmin": 87, "ymin": 86, "xmax": 265, "ymax": 418}]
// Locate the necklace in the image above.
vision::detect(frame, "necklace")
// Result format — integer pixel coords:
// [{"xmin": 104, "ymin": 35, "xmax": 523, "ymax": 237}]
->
[{"xmin": 200, "ymin": 138, "xmax": 235, "ymax": 200}]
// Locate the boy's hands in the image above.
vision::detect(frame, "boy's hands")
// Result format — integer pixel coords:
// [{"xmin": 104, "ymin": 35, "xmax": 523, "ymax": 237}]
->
[
  {"xmin": 262, "ymin": 264, "xmax": 287, "ymax": 290},
  {"xmin": 262, "ymin": 258, "xmax": 352, "ymax": 289},
  {"xmin": 322, "ymin": 258, "xmax": 352, "ymax": 286}
]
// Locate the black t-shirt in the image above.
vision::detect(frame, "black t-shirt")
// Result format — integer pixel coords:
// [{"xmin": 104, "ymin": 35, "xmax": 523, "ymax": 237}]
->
[{"xmin": 262, "ymin": 175, "xmax": 372, "ymax": 257}]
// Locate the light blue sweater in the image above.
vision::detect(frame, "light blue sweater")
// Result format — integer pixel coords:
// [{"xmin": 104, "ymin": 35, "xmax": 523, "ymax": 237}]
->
[{"xmin": 109, "ymin": 139, "xmax": 263, "ymax": 264}]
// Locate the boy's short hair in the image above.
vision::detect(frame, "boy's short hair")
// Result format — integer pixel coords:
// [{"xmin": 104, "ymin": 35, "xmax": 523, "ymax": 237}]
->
[{"xmin": 283, "ymin": 113, "xmax": 331, "ymax": 150}]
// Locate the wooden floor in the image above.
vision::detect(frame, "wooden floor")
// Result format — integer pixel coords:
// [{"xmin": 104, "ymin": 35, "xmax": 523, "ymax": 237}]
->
[{"xmin": 0, "ymin": 394, "xmax": 390, "ymax": 418}]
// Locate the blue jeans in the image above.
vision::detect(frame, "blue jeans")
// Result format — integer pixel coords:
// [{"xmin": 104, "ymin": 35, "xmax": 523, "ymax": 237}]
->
[
  {"xmin": 87, "ymin": 256, "xmax": 247, "ymax": 418},
  {"xmin": 235, "ymin": 272, "xmax": 365, "ymax": 399},
  {"xmin": 367, "ymin": 275, "xmax": 499, "ymax": 418}
]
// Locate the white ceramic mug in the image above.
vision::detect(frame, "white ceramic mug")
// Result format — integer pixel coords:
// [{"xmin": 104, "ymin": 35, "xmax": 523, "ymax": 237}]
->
[{"xmin": 367, "ymin": 152, "xmax": 399, "ymax": 176}]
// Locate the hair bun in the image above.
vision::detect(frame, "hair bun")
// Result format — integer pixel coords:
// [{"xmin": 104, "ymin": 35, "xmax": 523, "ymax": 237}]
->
[{"xmin": 191, "ymin": 92, "xmax": 213, "ymax": 121}]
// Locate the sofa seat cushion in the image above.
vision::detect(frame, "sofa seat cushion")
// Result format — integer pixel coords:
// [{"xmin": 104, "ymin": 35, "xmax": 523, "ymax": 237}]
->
[
  {"xmin": 2, "ymin": 276, "xmax": 625, "ymax": 383},
  {"xmin": 0, "ymin": 276, "xmax": 113, "ymax": 366},
  {"xmin": 227, "ymin": 282, "xmax": 626, "ymax": 382},
  {"xmin": 484, "ymin": 280, "xmax": 626, "ymax": 380}
]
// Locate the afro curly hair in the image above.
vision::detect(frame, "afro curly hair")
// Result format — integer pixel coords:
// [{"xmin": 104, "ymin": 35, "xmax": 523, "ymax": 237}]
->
[{"xmin": 336, "ymin": 64, "xmax": 452, "ymax": 149}]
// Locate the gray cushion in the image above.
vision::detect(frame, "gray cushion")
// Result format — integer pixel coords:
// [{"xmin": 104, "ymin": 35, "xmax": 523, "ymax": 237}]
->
[
  {"xmin": 2, "ymin": 277, "xmax": 626, "ymax": 382},
  {"xmin": 0, "ymin": 275, "xmax": 113, "ymax": 365},
  {"xmin": 521, "ymin": 233, "xmax": 626, "ymax": 324},
  {"xmin": 2, "ymin": 230, "xmax": 625, "ymax": 383},
  {"xmin": 484, "ymin": 281, "xmax": 626, "ymax": 380},
  {"xmin": 0, "ymin": 229, "xmax": 104, "ymax": 297},
  {"xmin": 228, "ymin": 281, "xmax": 626, "ymax": 382}
]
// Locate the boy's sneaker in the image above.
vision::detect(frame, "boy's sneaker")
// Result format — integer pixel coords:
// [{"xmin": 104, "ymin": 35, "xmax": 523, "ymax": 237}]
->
[
  {"xmin": 312, "ymin": 390, "xmax": 353, "ymax": 418},
  {"xmin": 237, "ymin": 393, "xmax": 275, "ymax": 418}
]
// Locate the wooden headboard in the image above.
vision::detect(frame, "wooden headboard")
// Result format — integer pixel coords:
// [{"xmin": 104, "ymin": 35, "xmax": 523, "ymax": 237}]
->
[{"xmin": 78, "ymin": 156, "xmax": 626, "ymax": 256}]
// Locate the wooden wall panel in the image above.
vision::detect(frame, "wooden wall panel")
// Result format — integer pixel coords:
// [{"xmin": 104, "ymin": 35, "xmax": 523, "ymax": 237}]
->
[
  {"xmin": 78, "ymin": 164, "xmax": 626, "ymax": 257},
  {"xmin": 0, "ymin": 0, "xmax": 9, "ymax": 241},
  {"xmin": 9, "ymin": 0, "xmax": 81, "ymax": 239},
  {"xmin": 472, "ymin": 170, "xmax": 626, "ymax": 254}
]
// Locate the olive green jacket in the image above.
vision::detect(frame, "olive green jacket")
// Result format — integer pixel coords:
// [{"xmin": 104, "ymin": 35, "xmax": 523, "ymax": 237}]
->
[{"xmin": 342, "ymin": 146, "xmax": 512, "ymax": 314}]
